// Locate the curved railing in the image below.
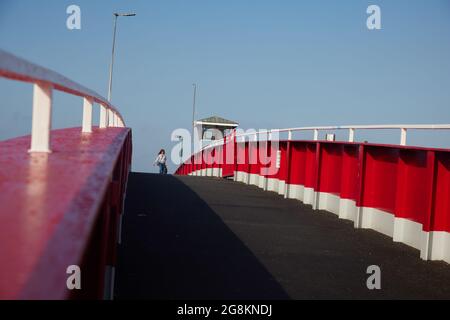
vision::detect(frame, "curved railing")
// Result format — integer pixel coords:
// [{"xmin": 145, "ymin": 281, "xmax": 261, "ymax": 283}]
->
[
  {"xmin": 176, "ymin": 124, "xmax": 450, "ymax": 265},
  {"xmin": 0, "ymin": 50, "xmax": 132, "ymax": 299},
  {"xmin": 203, "ymin": 124, "xmax": 450, "ymax": 150},
  {"xmin": 0, "ymin": 49, "xmax": 125, "ymax": 152}
]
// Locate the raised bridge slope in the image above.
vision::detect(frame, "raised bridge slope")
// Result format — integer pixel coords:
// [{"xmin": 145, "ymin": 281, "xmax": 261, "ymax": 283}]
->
[{"xmin": 115, "ymin": 173, "xmax": 450, "ymax": 299}]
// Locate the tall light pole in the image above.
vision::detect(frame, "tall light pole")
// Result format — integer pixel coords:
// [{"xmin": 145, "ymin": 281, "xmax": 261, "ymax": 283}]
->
[
  {"xmin": 176, "ymin": 135, "xmax": 183, "ymax": 164},
  {"xmin": 192, "ymin": 83, "xmax": 197, "ymax": 149},
  {"xmin": 108, "ymin": 12, "xmax": 136, "ymax": 102}
]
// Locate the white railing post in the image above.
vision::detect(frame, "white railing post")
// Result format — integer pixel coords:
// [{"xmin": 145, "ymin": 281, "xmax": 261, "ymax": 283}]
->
[
  {"xmin": 100, "ymin": 105, "xmax": 108, "ymax": 128},
  {"xmin": 29, "ymin": 83, "xmax": 53, "ymax": 153},
  {"xmin": 400, "ymin": 128, "xmax": 407, "ymax": 146},
  {"xmin": 349, "ymin": 128, "xmax": 355, "ymax": 142},
  {"xmin": 284, "ymin": 130, "xmax": 292, "ymax": 199},
  {"xmin": 82, "ymin": 98, "xmax": 93, "ymax": 133},
  {"xmin": 108, "ymin": 109, "xmax": 114, "ymax": 127},
  {"xmin": 111, "ymin": 113, "xmax": 116, "ymax": 127},
  {"xmin": 313, "ymin": 129, "xmax": 319, "ymax": 141}
]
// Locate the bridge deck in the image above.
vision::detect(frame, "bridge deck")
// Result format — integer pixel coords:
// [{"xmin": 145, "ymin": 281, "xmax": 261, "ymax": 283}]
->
[{"xmin": 115, "ymin": 173, "xmax": 450, "ymax": 299}]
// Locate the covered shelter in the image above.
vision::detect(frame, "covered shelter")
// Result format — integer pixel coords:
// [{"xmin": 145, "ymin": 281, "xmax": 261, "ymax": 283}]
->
[{"xmin": 194, "ymin": 116, "xmax": 239, "ymax": 148}]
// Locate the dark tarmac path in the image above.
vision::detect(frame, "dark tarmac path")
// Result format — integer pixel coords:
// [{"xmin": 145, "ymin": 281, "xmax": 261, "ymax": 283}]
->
[{"xmin": 115, "ymin": 173, "xmax": 450, "ymax": 300}]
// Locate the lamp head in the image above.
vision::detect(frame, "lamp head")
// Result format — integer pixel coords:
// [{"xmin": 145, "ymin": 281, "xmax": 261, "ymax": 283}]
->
[{"xmin": 114, "ymin": 13, "xmax": 136, "ymax": 17}]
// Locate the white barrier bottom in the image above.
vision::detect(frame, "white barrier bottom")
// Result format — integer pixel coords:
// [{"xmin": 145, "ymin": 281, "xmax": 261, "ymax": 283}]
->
[
  {"xmin": 249, "ymin": 173, "xmax": 259, "ymax": 186},
  {"xmin": 278, "ymin": 180, "xmax": 285, "ymax": 196},
  {"xmin": 266, "ymin": 178, "xmax": 277, "ymax": 192}
]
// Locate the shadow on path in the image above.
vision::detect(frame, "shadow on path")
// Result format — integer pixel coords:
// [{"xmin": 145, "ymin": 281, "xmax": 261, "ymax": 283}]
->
[{"xmin": 114, "ymin": 173, "xmax": 289, "ymax": 299}]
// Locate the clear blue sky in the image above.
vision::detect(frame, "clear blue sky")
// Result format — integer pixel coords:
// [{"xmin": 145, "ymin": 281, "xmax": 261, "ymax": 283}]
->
[{"xmin": 1, "ymin": 0, "xmax": 450, "ymax": 172}]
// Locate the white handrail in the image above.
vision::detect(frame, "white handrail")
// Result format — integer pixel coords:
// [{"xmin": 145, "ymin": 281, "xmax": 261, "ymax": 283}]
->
[
  {"xmin": 0, "ymin": 49, "xmax": 125, "ymax": 152},
  {"xmin": 233, "ymin": 124, "xmax": 450, "ymax": 146},
  {"xmin": 198, "ymin": 123, "xmax": 450, "ymax": 151}
]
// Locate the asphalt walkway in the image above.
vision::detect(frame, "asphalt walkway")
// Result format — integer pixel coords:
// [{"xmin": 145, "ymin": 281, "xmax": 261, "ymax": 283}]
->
[{"xmin": 115, "ymin": 173, "xmax": 450, "ymax": 299}]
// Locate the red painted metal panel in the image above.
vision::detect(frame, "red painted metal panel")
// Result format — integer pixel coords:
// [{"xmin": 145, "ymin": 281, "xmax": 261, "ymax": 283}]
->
[
  {"xmin": 222, "ymin": 136, "xmax": 235, "ymax": 177},
  {"xmin": 0, "ymin": 127, "xmax": 131, "ymax": 299},
  {"xmin": 318, "ymin": 143, "xmax": 343, "ymax": 195},
  {"xmin": 394, "ymin": 150, "xmax": 431, "ymax": 225},
  {"xmin": 288, "ymin": 142, "xmax": 307, "ymax": 185},
  {"xmin": 248, "ymin": 141, "xmax": 260, "ymax": 175},
  {"xmin": 362, "ymin": 147, "xmax": 399, "ymax": 213},
  {"xmin": 432, "ymin": 153, "xmax": 450, "ymax": 232},
  {"xmin": 236, "ymin": 142, "xmax": 248, "ymax": 173},
  {"xmin": 304, "ymin": 143, "xmax": 318, "ymax": 189},
  {"xmin": 277, "ymin": 142, "xmax": 288, "ymax": 182},
  {"xmin": 340, "ymin": 145, "xmax": 359, "ymax": 201}
]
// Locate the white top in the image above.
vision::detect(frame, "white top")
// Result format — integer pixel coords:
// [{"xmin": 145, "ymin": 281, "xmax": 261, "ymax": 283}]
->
[{"xmin": 155, "ymin": 154, "xmax": 167, "ymax": 165}]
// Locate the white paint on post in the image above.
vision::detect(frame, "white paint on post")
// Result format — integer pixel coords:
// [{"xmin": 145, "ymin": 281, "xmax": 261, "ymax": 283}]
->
[
  {"xmin": 400, "ymin": 128, "xmax": 407, "ymax": 146},
  {"xmin": 82, "ymin": 98, "xmax": 93, "ymax": 133},
  {"xmin": 313, "ymin": 129, "xmax": 319, "ymax": 141},
  {"xmin": 276, "ymin": 150, "xmax": 281, "ymax": 169},
  {"xmin": 99, "ymin": 105, "xmax": 108, "ymax": 128},
  {"xmin": 108, "ymin": 109, "xmax": 114, "ymax": 127},
  {"xmin": 29, "ymin": 83, "xmax": 53, "ymax": 153},
  {"xmin": 285, "ymin": 129, "xmax": 293, "ymax": 198},
  {"xmin": 349, "ymin": 128, "xmax": 355, "ymax": 142}
]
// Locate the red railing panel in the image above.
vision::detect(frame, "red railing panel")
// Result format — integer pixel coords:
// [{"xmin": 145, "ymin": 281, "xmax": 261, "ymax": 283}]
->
[{"xmin": 0, "ymin": 127, "xmax": 131, "ymax": 299}]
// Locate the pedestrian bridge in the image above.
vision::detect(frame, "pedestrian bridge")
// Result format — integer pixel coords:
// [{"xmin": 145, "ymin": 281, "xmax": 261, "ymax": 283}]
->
[
  {"xmin": 1, "ymin": 49, "xmax": 449, "ymax": 299},
  {"xmin": 115, "ymin": 173, "xmax": 450, "ymax": 299}
]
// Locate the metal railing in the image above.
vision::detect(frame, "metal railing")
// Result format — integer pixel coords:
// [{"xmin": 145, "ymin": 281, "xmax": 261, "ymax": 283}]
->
[
  {"xmin": 0, "ymin": 49, "xmax": 125, "ymax": 153},
  {"xmin": 201, "ymin": 124, "xmax": 450, "ymax": 151}
]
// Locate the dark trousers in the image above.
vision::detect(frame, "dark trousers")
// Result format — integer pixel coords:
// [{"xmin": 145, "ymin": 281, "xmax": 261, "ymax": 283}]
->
[{"xmin": 158, "ymin": 163, "xmax": 167, "ymax": 174}]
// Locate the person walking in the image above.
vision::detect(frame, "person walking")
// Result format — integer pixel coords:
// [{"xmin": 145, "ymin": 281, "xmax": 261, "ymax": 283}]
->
[{"xmin": 154, "ymin": 149, "xmax": 168, "ymax": 174}]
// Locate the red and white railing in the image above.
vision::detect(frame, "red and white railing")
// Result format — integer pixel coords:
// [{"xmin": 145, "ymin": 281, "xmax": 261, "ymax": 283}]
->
[
  {"xmin": 205, "ymin": 124, "xmax": 450, "ymax": 149},
  {"xmin": 0, "ymin": 50, "xmax": 132, "ymax": 299},
  {"xmin": 176, "ymin": 124, "xmax": 450, "ymax": 264},
  {"xmin": 0, "ymin": 49, "xmax": 125, "ymax": 152}
]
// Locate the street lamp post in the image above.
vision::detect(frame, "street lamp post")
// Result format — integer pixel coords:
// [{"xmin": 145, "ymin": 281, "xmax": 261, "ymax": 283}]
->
[
  {"xmin": 192, "ymin": 83, "xmax": 197, "ymax": 151},
  {"xmin": 177, "ymin": 135, "xmax": 184, "ymax": 165},
  {"xmin": 108, "ymin": 12, "xmax": 136, "ymax": 102}
]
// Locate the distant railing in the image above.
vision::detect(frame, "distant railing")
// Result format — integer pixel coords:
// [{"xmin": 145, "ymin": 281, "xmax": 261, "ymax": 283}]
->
[
  {"xmin": 202, "ymin": 124, "xmax": 450, "ymax": 151},
  {"xmin": 0, "ymin": 49, "xmax": 125, "ymax": 152}
]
